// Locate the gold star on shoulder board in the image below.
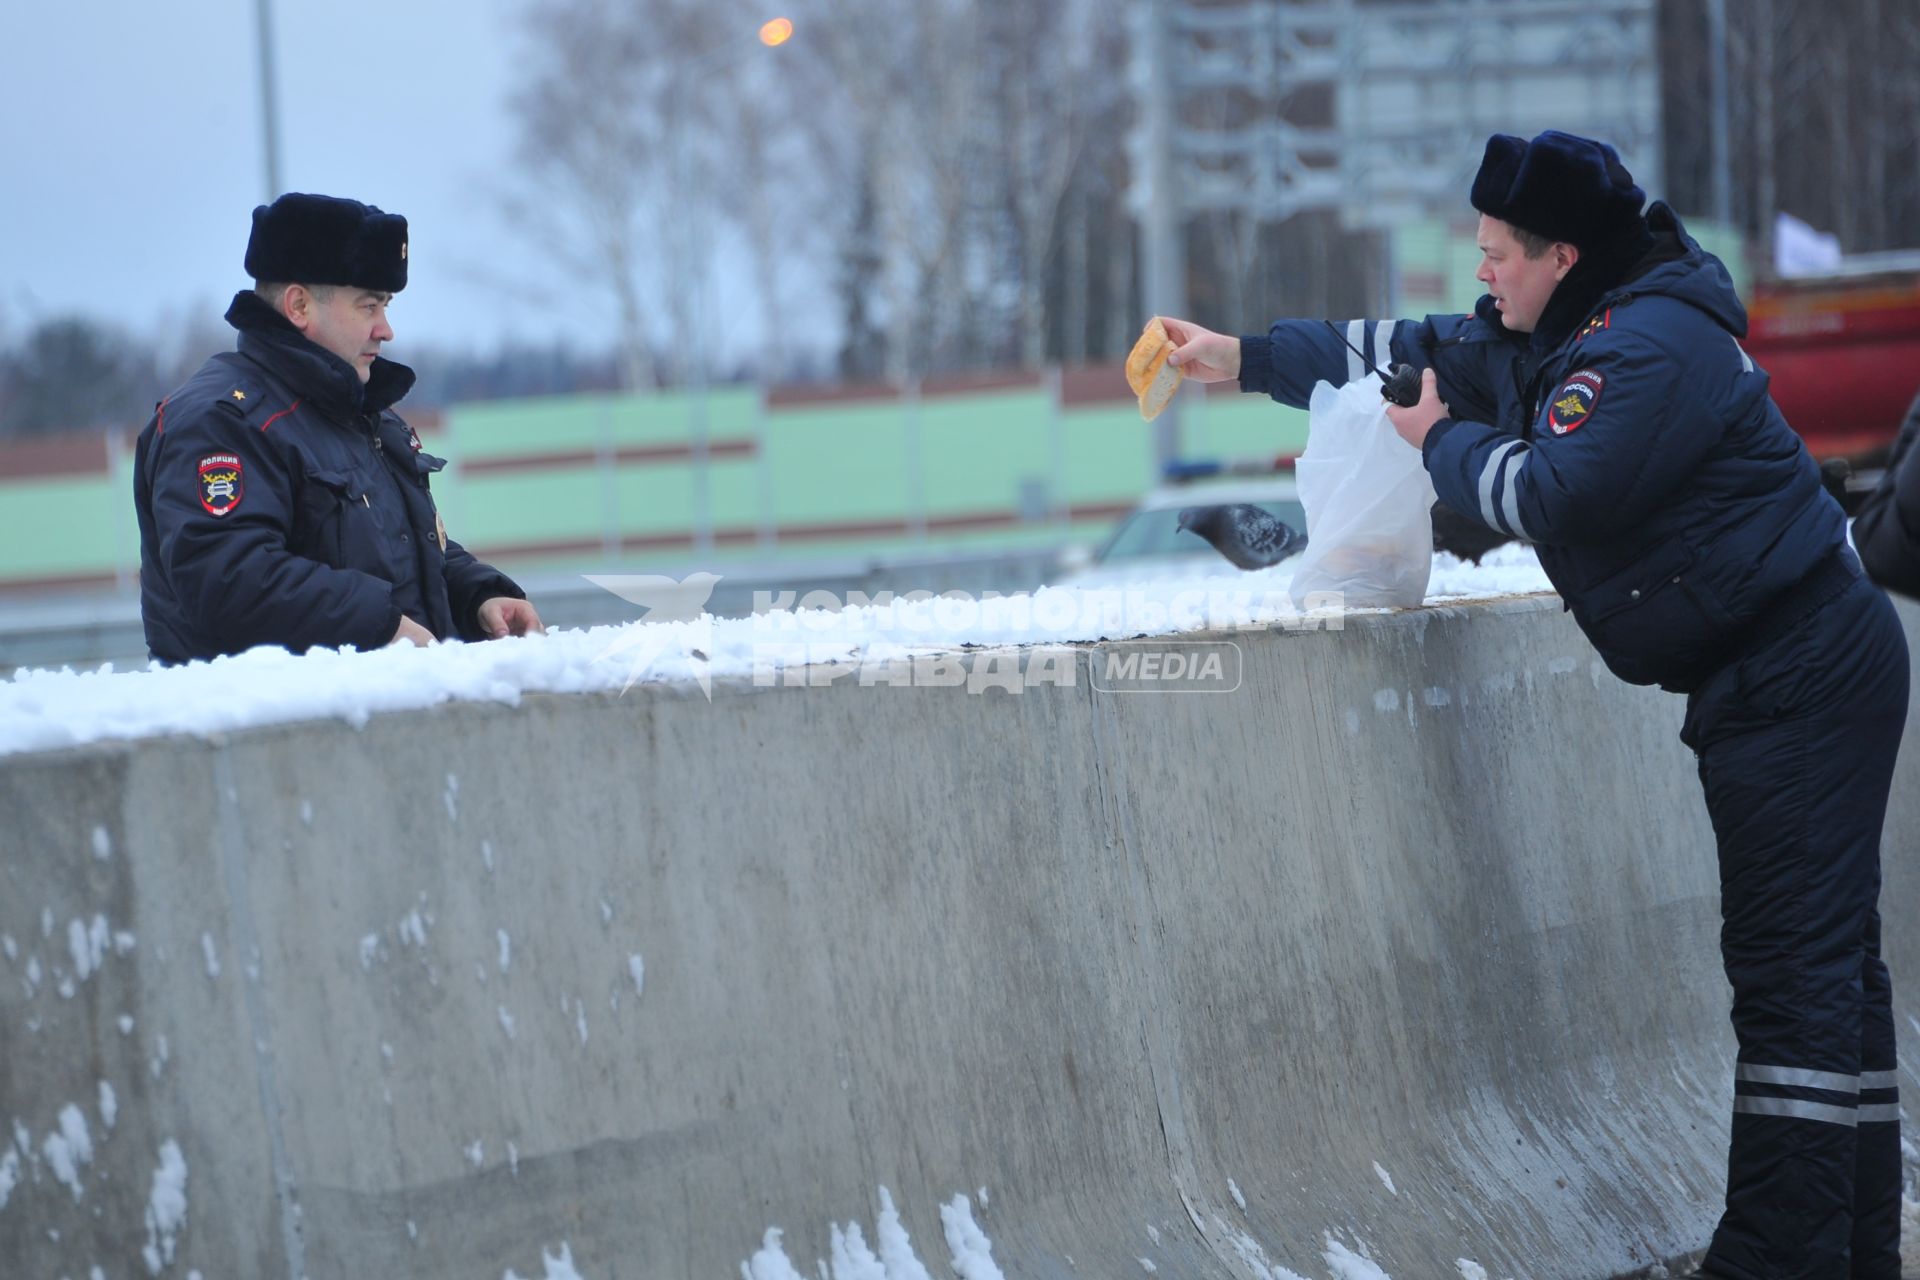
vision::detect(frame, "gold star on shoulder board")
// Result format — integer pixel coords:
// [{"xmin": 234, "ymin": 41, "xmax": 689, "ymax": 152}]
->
[{"xmin": 231, "ymin": 389, "xmax": 247, "ymax": 402}]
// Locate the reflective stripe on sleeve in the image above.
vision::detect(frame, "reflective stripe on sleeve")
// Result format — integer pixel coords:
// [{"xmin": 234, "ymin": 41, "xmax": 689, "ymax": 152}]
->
[
  {"xmin": 1477, "ymin": 440, "xmax": 1527, "ymax": 536},
  {"xmin": 1859, "ymin": 1070, "xmax": 1899, "ymax": 1090},
  {"xmin": 1346, "ymin": 319, "xmax": 1365, "ymax": 382},
  {"xmin": 1732, "ymin": 1096, "xmax": 1857, "ymax": 1127},
  {"xmin": 1499, "ymin": 463, "xmax": 1534, "ymax": 543},
  {"xmin": 1373, "ymin": 320, "xmax": 1392, "ymax": 375}
]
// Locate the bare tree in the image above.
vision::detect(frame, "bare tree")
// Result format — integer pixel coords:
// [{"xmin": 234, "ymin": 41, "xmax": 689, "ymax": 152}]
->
[
  {"xmin": 701, "ymin": 0, "xmax": 865, "ymax": 384},
  {"xmin": 504, "ymin": 0, "xmax": 675, "ymax": 390},
  {"xmin": 1661, "ymin": 0, "xmax": 1918, "ymax": 256},
  {"xmin": 989, "ymin": 0, "xmax": 1106, "ymax": 367},
  {"xmin": 497, "ymin": 0, "xmax": 1070, "ymax": 385},
  {"xmin": 150, "ymin": 300, "xmax": 232, "ymax": 389},
  {"xmin": 493, "ymin": 0, "xmax": 1920, "ymax": 402},
  {"xmin": 0, "ymin": 317, "xmax": 160, "ymax": 436},
  {"xmin": 720, "ymin": 57, "xmax": 797, "ymax": 384},
  {"xmin": 791, "ymin": 0, "xmax": 993, "ymax": 381}
]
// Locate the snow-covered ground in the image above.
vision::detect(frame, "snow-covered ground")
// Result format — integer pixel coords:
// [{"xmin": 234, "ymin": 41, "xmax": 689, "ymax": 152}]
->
[{"xmin": 0, "ymin": 547, "xmax": 1551, "ymax": 758}]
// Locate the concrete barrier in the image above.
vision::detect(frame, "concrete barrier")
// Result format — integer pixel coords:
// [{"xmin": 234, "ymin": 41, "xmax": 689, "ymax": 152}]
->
[
  {"xmin": 0, "ymin": 544, "xmax": 1068, "ymax": 676},
  {"xmin": 3, "ymin": 595, "xmax": 1916, "ymax": 1280}
]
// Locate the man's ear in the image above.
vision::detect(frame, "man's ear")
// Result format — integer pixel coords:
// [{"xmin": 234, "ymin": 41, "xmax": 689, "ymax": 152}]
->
[
  {"xmin": 1553, "ymin": 242, "xmax": 1581, "ymax": 282},
  {"xmin": 282, "ymin": 284, "xmax": 312, "ymax": 332}
]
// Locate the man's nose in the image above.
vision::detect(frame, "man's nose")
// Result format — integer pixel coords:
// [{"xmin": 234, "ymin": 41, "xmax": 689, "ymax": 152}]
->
[{"xmin": 373, "ymin": 316, "xmax": 394, "ymax": 343}]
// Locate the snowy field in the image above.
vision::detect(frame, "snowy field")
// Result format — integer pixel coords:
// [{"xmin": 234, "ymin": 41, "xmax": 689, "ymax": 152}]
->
[{"xmin": 0, "ymin": 547, "xmax": 1551, "ymax": 759}]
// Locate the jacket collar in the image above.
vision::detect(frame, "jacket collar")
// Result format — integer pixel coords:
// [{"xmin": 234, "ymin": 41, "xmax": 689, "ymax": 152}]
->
[
  {"xmin": 1527, "ymin": 217, "xmax": 1657, "ymax": 354},
  {"xmin": 224, "ymin": 290, "xmax": 416, "ymax": 419}
]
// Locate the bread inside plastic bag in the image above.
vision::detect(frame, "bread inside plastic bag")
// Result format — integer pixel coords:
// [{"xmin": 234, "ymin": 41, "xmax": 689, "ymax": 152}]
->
[{"xmin": 1288, "ymin": 376, "xmax": 1438, "ymax": 609}]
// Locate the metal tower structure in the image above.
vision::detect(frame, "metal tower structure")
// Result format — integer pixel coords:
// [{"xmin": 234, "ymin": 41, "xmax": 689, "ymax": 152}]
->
[{"xmin": 1127, "ymin": 0, "xmax": 1659, "ymax": 461}]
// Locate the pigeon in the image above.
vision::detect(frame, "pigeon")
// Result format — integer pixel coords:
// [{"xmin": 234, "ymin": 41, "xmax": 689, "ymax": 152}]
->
[
  {"xmin": 1177, "ymin": 504, "xmax": 1309, "ymax": 570},
  {"xmin": 1182, "ymin": 499, "xmax": 1519, "ymax": 569}
]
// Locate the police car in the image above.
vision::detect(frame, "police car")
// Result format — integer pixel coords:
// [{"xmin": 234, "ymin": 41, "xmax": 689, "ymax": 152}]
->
[{"xmin": 1056, "ymin": 458, "xmax": 1306, "ymax": 588}]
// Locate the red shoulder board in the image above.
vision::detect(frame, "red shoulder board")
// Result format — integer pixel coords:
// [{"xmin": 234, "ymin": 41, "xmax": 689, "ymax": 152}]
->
[
  {"xmin": 1547, "ymin": 369, "xmax": 1604, "ymax": 436},
  {"xmin": 1577, "ymin": 308, "xmax": 1612, "ymax": 340}
]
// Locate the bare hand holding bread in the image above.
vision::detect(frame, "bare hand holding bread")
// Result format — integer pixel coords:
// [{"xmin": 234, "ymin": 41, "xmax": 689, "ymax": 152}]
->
[{"xmin": 1128, "ymin": 317, "xmax": 1242, "ymax": 420}]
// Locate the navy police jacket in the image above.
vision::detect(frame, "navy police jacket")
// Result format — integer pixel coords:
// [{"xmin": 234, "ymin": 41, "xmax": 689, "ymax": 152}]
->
[
  {"xmin": 1852, "ymin": 388, "xmax": 1920, "ymax": 601},
  {"xmin": 1240, "ymin": 203, "xmax": 1847, "ymax": 693},
  {"xmin": 133, "ymin": 291, "xmax": 524, "ymax": 663}
]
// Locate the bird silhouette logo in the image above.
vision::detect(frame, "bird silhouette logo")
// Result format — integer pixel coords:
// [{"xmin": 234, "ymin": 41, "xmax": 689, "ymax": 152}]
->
[{"xmin": 584, "ymin": 573, "xmax": 722, "ymax": 698}]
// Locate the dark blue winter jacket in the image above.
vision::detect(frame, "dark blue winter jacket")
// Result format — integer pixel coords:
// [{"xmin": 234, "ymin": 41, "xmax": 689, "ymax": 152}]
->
[
  {"xmin": 1853, "ymin": 388, "xmax": 1920, "ymax": 601},
  {"xmin": 133, "ymin": 291, "xmax": 523, "ymax": 663},
  {"xmin": 1240, "ymin": 203, "xmax": 1848, "ymax": 692}
]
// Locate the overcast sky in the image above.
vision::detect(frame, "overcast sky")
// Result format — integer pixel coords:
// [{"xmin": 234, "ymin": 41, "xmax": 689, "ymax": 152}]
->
[{"xmin": 0, "ymin": 0, "xmax": 639, "ymax": 356}]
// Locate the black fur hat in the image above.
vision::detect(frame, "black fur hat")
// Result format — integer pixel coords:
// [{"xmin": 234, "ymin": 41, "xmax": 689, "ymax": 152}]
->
[
  {"xmin": 244, "ymin": 193, "xmax": 408, "ymax": 292},
  {"xmin": 1470, "ymin": 131, "xmax": 1646, "ymax": 253}
]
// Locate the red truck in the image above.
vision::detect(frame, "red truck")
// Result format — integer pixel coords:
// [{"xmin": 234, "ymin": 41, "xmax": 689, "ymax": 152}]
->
[{"xmin": 1746, "ymin": 253, "xmax": 1920, "ymax": 480}]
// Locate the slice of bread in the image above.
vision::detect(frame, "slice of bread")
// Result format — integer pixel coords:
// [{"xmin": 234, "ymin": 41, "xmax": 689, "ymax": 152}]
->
[
  {"xmin": 1125, "ymin": 317, "xmax": 1170, "ymax": 395},
  {"xmin": 1125, "ymin": 317, "xmax": 1185, "ymax": 420}
]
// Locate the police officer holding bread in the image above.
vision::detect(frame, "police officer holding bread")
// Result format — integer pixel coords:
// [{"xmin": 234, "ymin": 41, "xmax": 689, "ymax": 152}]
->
[{"xmin": 1161, "ymin": 131, "xmax": 1908, "ymax": 1278}]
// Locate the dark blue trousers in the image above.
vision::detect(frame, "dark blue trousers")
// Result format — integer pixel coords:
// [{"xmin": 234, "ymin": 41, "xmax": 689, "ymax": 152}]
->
[{"xmin": 1681, "ymin": 573, "xmax": 1910, "ymax": 1279}]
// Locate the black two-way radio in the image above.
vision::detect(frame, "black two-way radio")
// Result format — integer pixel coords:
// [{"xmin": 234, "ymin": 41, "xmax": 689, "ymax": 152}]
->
[{"xmin": 1323, "ymin": 320, "xmax": 1422, "ymax": 408}]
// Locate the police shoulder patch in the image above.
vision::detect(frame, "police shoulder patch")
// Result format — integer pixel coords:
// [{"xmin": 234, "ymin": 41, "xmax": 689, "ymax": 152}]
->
[
  {"xmin": 1547, "ymin": 368, "xmax": 1604, "ymax": 436},
  {"xmin": 198, "ymin": 453, "xmax": 245, "ymax": 516}
]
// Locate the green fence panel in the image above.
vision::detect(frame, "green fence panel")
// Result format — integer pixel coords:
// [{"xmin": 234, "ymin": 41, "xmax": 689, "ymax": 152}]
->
[
  {"xmin": 761, "ymin": 402, "xmax": 914, "ymax": 525},
  {"xmin": 916, "ymin": 390, "xmax": 1053, "ymax": 516},
  {"xmin": 1057, "ymin": 406, "xmax": 1156, "ymax": 505},
  {"xmin": 0, "ymin": 474, "xmax": 125, "ymax": 578},
  {"xmin": 447, "ymin": 388, "xmax": 761, "ymax": 460},
  {"xmin": 1181, "ymin": 394, "xmax": 1309, "ymax": 461},
  {"xmin": 610, "ymin": 459, "xmax": 761, "ymax": 535}
]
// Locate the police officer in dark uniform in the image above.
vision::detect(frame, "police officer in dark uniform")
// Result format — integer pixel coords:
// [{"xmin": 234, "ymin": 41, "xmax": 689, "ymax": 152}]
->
[
  {"xmin": 134, "ymin": 193, "xmax": 542, "ymax": 663},
  {"xmin": 1855, "ymin": 387, "xmax": 1920, "ymax": 600},
  {"xmin": 1160, "ymin": 132, "xmax": 1909, "ymax": 1277}
]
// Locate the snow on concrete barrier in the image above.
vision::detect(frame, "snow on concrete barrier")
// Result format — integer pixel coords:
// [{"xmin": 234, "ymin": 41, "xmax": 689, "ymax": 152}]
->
[{"xmin": 2, "ymin": 595, "xmax": 1916, "ymax": 1280}]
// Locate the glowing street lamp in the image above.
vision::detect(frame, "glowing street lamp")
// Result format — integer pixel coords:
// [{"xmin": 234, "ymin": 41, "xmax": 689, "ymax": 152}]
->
[{"xmin": 758, "ymin": 17, "xmax": 794, "ymax": 48}]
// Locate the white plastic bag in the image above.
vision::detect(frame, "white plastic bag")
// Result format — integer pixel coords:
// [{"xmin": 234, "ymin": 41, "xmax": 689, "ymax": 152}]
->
[{"xmin": 1288, "ymin": 375, "xmax": 1438, "ymax": 609}]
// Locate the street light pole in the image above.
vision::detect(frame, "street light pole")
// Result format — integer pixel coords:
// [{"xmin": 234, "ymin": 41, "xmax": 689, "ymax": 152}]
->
[
  {"xmin": 1706, "ymin": 0, "xmax": 1732, "ymax": 227},
  {"xmin": 673, "ymin": 113, "xmax": 715, "ymax": 557},
  {"xmin": 1139, "ymin": 0, "xmax": 1185, "ymax": 470},
  {"xmin": 255, "ymin": 0, "xmax": 283, "ymax": 200},
  {"xmin": 674, "ymin": 19, "xmax": 794, "ymax": 561}
]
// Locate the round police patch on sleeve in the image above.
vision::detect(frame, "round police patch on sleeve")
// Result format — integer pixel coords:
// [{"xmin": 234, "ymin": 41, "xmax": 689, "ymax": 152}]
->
[
  {"xmin": 197, "ymin": 453, "xmax": 245, "ymax": 516},
  {"xmin": 1548, "ymin": 368, "xmax": 1604, "ymax": 435}
]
